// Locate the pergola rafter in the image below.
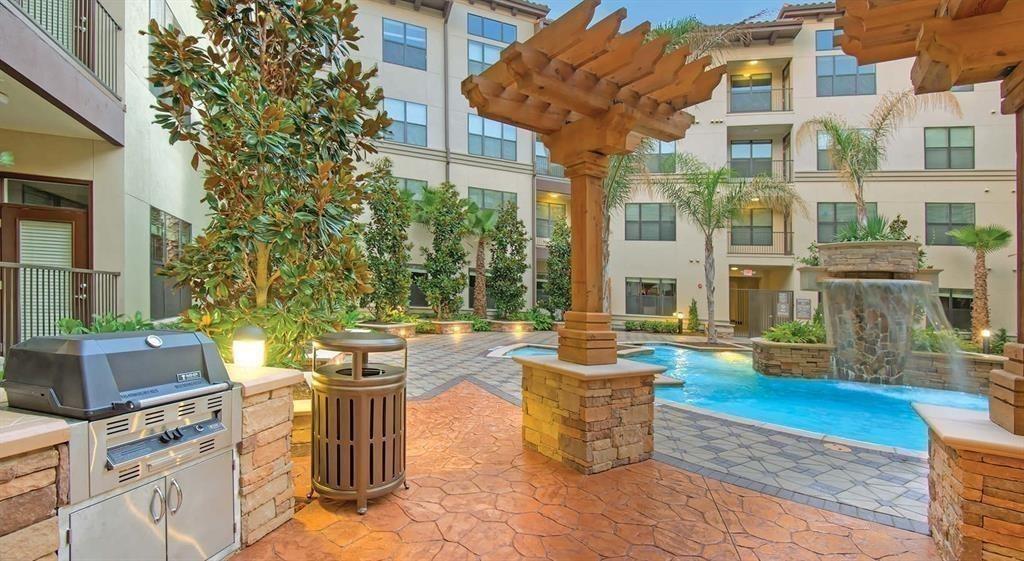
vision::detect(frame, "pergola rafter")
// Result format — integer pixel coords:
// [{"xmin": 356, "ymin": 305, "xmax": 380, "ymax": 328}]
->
[{"xmin": 461, "ymin": 0, "xmax": 726, "ymax": 366}]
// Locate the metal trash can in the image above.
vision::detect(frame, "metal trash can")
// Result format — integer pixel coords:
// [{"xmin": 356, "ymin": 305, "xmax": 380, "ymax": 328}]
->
[{"xmin": 308, "ymin": 331, "xmax": 408, "ymax": 513}]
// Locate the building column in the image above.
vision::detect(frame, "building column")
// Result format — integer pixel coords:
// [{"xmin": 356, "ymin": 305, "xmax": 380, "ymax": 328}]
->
[{"xmin": 558, "ymin": 152, "xmax": 616, "ymax": 366}]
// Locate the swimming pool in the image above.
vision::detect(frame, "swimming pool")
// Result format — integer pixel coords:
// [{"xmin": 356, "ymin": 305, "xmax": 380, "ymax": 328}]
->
[{"xmin": 507, "ymin": 344, "xmax": 987, "ymax": 451}]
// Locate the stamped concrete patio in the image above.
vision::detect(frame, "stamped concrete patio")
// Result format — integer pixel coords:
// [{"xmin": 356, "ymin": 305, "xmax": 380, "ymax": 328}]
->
[{"xmin": 236, "ymin": 332, "xmax": 942, "ymax": 560}]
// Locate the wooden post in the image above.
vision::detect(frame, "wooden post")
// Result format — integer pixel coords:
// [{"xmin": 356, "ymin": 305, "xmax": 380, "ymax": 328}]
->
[
  {"xmin": 558, "ymin": 152, "xmax": 617, "ymax": 366},
  {"xmin": 1017, "ymin": 110, "xmax": 1023, "ymax": 343}
]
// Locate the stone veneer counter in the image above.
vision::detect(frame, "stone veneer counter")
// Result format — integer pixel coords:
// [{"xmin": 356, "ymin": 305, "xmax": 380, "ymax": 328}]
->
[{"xmin": 0, "ymin": 409, "xmax": 69, "ymax": 460}]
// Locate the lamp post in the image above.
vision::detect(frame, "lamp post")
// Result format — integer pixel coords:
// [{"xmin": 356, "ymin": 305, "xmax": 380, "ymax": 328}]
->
[
  {"xmin": 982, "ymin": 328, "xmax": 992, "ymax": 354},
  {"xmin": 233, "ymin": 325, "xmax": 267, "ymax": 368},
  {"xmin": 673, "ymin": 312, "xmax": 685, "ymax": 335}
]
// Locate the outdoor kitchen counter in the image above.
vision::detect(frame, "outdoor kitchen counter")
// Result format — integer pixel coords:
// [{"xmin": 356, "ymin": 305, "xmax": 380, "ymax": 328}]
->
[
  {"xmin": 226, "ymin": 364, "xmax": 305, "ymax": 397},
  {"xmin": 0, "ymin": 407, "xmax": 69, "ymax": 460}
]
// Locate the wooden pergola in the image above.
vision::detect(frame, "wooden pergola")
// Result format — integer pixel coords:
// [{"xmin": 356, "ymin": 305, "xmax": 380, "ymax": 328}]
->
[
  {"xmin": 836, "ymin": 0, "xmax": 1024, "ymax": 340},
  {"xmin": 462, "ymin": 0, "xmax": 725, "ymax": 366}
]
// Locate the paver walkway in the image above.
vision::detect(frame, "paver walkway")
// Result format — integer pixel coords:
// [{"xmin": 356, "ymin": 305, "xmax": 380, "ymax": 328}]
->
[
  {"xmin": 239, "ymin": 382, "xmax": 936, "ymax": 561},
  {"xmin": 366, "ymin": 332, "xmax": 931, "ymax": 531}
]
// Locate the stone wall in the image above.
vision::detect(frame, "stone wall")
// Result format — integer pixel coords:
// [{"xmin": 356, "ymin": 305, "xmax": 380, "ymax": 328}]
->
[
  {"xmin": 904, "ymin": 352, "xmax": 1006, "ymax": 395},
  {"xmin": 0, "ymin": 445, "xmax": 67, "ymax": 561},
  {"xmin": 239, "ymin": 385, "xmax": 297, "ymax": 546},
  {"xmin": 928, "ymin": 434, "xmax": 1024, "ymax": 561},
  {"xmin": 818, "ymin": 240, "xmax": 921, "ymax": 275},
  {"xmin": 521, "ymin": 361, "xmax": 654, "ymax": 474},
  {"xmin": 751, "ymin": 339, "xmax": 833, "ymax": 378}
]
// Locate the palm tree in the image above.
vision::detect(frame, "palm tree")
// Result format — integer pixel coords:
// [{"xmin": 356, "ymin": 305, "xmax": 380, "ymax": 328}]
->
[
  {"xmin": 948, "ymin": 225, "xmax": 1013, "ymax": 344},
  {"xmin": 797, "ymin": 89, "xmax": 960, "ymax": 227},
  {"xmin": 0, "ymin": 151, "xmax": 11, "ymax": 167},
  {"xmin": 659, "ymin": 156, "xmax": 804, "ymax": 343},
  {"xmin": 465, "ymin": 202, "xmax": 498, "ymax": 317}
]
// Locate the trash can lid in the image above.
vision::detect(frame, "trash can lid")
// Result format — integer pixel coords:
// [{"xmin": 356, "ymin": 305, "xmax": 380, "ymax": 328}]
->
[{"xmin": 313, "ymin": 331, "xmax": 407, "ymax": 353}]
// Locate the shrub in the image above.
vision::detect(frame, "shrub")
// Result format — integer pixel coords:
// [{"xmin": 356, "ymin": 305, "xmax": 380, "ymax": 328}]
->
[
  {"xmin": 798, "ymin": 242, "xmax": 820, "ymax": 266},
  {"xmin": 624, "ymin": 320, "xmax": 679, "ymax": 334},
  {"xmin": 991, "ymin": 328, "xmax": 1010, "ymax": 355},
  {"xmin": 687, "ymin": 298, "xmax": 701, "ymax": 332},
  {"xmin": 912, "ymin": 326, "xmax": 980, "ymax": 353},
  {"xmin": 363, "ymin": 159, "xmax": 413, "ymax": 323},
  {"xmin": 453, "ymin": 312, "xmax": 491, "ymax": 332},
  {"xmin": 763, "ymin": 321, "xmax": 826, "ymax": 344},
  {"xmin": 420, "ymin": 182, "xmax": 469, "ymax": 319},
  {"xmin": 489, "ymin": 201, "xmax": 529, "ymax": 320},
  {"xmin": 58, "ymin": 312, "xmax": 155, "ymax": 335},
  {"xmin": 415, "ymin": 319, "xmax": 435, "ymax": 334},
  {"xmin": 835, "ymin": 215, "xmax": 911, "ymax": 243},
  {"xmin": 511, "ymin": 308, "xmax": 553, "ymax": 331},
  {"xmin": 546, "ymin": 217, "xmax": 572, "ymax": 317}
]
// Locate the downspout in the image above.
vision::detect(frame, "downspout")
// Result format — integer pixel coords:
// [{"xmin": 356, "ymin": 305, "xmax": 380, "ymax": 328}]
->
[{"xmin": 443, "ymin": 1, "xmax": 452, "ymax": 183}]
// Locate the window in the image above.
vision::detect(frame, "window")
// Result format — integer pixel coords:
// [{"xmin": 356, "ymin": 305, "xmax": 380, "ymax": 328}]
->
[
  {"xmin": 815, "ymin": 29, "xmax": 842, "ymax": 51},
  {"xmin": 410, "ymin": 269, "xmax": 428, "ymax": 308},
  {"xmin": 730, "ymin": 140, "xmax": 772, "ymax": 177},
  {"xmin": 625, "ymin": 203, "xmax": 675, "ymax": 241},
  {"xmin": 817, "ymin": 131, "xmax": 834, "ymax": 171},
  {"xmin": 926, "ymin": 203, "xmax": 975, "ymax": 245},
  {"xmin": 951, "ymin": 84, "xmax": 974, "ymax": 92},
  {"xmin": 535, "ymin": 141, "xmax": 564, "ymax": 177},
  {"xmin": 397, "ymin": 178, "xmax": 428, "ymax": 200},
  {"xmin": 731, "ymin": 208, "xmax": 773, "ymax": 246},
  {"xmin": 150, "ymin": 207, "xmax": 192, "ymax": 319},
  {"xmin": 469, "ymin": 114, "xmax": 516, "ymax": 160},
  {"xmin": 536, "ymin": 200, "xmax": 567, "ymax": 238},
  {"xmin": 383, "ymin": 19, "xmax": 426, "ymax": 70},
  {"xmin": 468, "ymin": 187, "xmax": 517, "ymax": 211},
  {"xmin": 626, "ymin": 278, "xmax": 677, "ymax": 316},
  {"xmin": 646, "ymin": 140, "xmax": 676, "ymax": 173},
  {"xmin": 938, "ymin": 288, "xmax": 973, "ymax": 331},
  {"xmin": 384, "ymin": 99, "xmax": 427, "ymax": 146},
  {"xmin": 468, "ymin": 40, "xmax": 501, "ymax": 74},
  {"xmin": 817, "ymin": 202, "xmax": 878, "ymax": 242},
  {"xmin": 468, "ymin": 13, "xmax": 516, "ymax": 43},
  {"xmin": 816, "ymin": 55, "xmax": 875, "ymax": 96},
  {"xmin": 925, "ymin": 127, "xmax": 975, "ymax": 169},
  {"xmin": 729, "ymin": 73, "xmax": 772, "ymax": 113}
]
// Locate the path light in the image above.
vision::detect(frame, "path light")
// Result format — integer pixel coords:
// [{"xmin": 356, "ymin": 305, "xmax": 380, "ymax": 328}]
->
[
  {"xmin": 982, "ymin": 328, "xmax": 992, "ymax": 354},
  {"xmin": 673, "ymin": 311, "xmax": 685, "ymax": 335},
  {"xmin": 233, "ymin": 325, "xmax": 266, "ymax": 368}
]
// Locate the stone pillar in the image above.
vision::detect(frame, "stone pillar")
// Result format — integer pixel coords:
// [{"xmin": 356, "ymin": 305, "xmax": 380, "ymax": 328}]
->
[
  {"xmin": 228, "ymin": 365, "xmax": 304, "ymax": 547},
  {"xmin": 517, "ymin": 355, "xmax": 664, "ymax": 474},
  {"xmin": 559, "ymin": 153, "xmax": 616, "ymax": 366},
  {"xmin": 0, "ymin": 445, "xmax": 67, "ymax": 561},
  {"xmin": 990, "ymin": 343, "xmax": 1024, "ymax": 435}
]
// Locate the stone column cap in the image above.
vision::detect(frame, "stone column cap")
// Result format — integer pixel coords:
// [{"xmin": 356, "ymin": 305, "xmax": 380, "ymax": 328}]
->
[
  {"xmin": 914, "ymin": 403, "xmax": 1024, "ymax": 460},
  {"xmin": 513, "ymin": 355, "xmax": 666, "ymax": 380},
  {"xmin": 227, "ymin": 364, "xmax": 305, "ymax": 397},
  {"xmin": 0, "ymin": 408, "xmax": 69, "ymax": 460}
]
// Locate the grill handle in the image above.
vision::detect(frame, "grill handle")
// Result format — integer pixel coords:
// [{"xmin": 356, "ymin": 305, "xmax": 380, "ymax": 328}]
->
[
  {"xmin": 150, "ymin": 485, "xmax": 165, "ymax": 523},
  {"xmin": 169, "ymin": 478, "xmax": 183, "ymax": 514}
]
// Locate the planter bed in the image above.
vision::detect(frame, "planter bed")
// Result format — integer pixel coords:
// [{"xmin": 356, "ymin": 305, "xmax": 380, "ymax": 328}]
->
[
  {"xmin": 488, "ymin": 320, "xmax": 535, "ymax": 333},
  {"xmin": 752, "ymin": 338, "xmax": 834, "ymax": 378},
  {"xmin": 429, "ymin": 320, "xmax": 473, "ymax": 335},
  {"xmin": 357, "ymin": 322, "xmax": 416, "ymax": 338}
]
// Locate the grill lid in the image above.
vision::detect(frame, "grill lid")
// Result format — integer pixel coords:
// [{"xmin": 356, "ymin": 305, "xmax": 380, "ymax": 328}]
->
[{"xmin": 1, "ymin": 331, "xmax": 231, "ymax": 420}]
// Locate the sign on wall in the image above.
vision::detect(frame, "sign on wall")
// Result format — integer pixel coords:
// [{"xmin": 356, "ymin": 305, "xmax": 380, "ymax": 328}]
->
[{"xmin": 795, "ymin": 298, "xmax": 813, "ymax": 320}]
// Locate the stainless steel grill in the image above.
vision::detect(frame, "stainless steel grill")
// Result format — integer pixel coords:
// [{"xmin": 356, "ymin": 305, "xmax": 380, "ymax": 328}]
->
[{"xmin": 1, "ymin": 331, "xmax": 241, "ymax": 560}]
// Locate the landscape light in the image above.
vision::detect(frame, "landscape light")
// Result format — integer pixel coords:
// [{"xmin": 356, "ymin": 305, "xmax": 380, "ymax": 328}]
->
[{"xmin": 233, "ymin": 325, "xmax": 266, "ymax": 368}]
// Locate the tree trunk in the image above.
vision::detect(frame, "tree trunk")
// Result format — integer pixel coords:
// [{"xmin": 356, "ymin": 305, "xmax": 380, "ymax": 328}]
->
[
  {"xmin": 972, "ymin": 249, "xmax": 990, "ymax": 344},
  {"xmin": 601, "ymin": 212, "xmax": 611, "ymax": 314},
  {"xmin": 254, "ymin": 241, "xmax": 271, "ymax": 308},
  {"xmin": 704, "ymin": 234, "xmax": 718, "ymax": 344},
  {"xmin": 474, "ymin": 237, "xmax": 488, "ymax": 318},
  {"xmin": 855, "ymin": 178, "xmax": 868, "ymax": 227}
]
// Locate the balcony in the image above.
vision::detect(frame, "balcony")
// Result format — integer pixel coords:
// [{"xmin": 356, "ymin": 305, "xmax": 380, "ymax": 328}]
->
[
  {"xmin": 0, "ymin": 262, "xmax": 120, "ymax": 356},
  {"xmin": 727, "ymin": 231, "xmax": 794, "ymax": 256},
  {"xmin": 10, "ymin": 0, "xmax": 121, "ymax": 95},
  {"xmin": 727, "ymin": 159, "xmax": 793, "ymax": 182},
  {"xmin": 728, "ymin": 88, "xmax": 792, "ymax": 113}
]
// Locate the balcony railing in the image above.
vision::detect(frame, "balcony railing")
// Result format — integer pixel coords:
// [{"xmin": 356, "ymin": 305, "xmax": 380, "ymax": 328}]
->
[
  {"xmin": 728, "ymin": 88, "xmax": 792, "ymax": 113},
  {"xmin": 727, "ymin": 231, "xmax": 794, "ymax": 255},
  {"xmin": 12, "ymin": 0, "xmax": 121, "ymax": 96},
  {"xmin": 0, "ymin": 262, "xmax": 120, "ymax": 356},
  {"xmin": 535, "ymin": 156, "xmax": 565, "ymax": 178},
  {"xmin": 727, "ymin": 159, "xmax": 793, "ymax": 182}
]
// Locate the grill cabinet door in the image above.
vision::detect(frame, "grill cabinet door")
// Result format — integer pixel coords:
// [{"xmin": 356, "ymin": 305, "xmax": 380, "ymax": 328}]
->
[
  {"xmin": 69, "ymin": 480, "xmax": 167, "ymax": 561},
  {"xmin": 166, "ymin": 451, "xmax": 234, "ymax": 561}
]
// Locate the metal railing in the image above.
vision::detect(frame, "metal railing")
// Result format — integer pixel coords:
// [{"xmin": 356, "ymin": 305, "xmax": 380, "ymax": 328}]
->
[
  {"xmin": 727, "ymin": 159, "xmax": 793, "ymax": 182},
  {"xmin": 1, "ymin": 262, "xmax": 120, "ymax": 356},
  {"xmin": 12, "ymin": 0, "xmax": 121, "ymax": 96},
  {"xmin": 727, "ymin": 231, "xmax": 794, "ymax": 255},
  {"xmin": 535, "ymin": 156, "xmax": 565, "ymax": 178},
  {"xmin": 728, "ymin": 88, "xmax": 792, "ymax": 113}
]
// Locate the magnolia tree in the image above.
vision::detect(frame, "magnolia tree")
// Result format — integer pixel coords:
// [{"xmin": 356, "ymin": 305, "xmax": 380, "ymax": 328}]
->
[
  {"xmin": 364, "ymin": 159, "xmax": 412, "ymax": 323},
  {"xmin": 420, "ymin": 182, "xmax": 468, "ymax": 319},
  {"xmin": 148, "ymin": 0, "xmax": 389, "ymax": 365},
  {"xmin": 545, "ymin": 216, "xmax": 571, "ymax": 318},
  {"xmin": 489, "ymin": 201, "xmax": 529, "ymax": 320}
]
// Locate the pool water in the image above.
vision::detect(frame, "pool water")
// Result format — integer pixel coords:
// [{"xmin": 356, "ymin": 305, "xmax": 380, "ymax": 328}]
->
[{"xmin": 507, "ymin": 344, "xmax": 987, "ymax": 451}]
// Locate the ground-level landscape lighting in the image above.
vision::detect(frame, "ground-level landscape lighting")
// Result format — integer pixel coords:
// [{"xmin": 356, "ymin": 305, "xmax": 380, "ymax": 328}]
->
[
  {"xmin": 233, "ymin": 325, "xmax": 267, "ymax": 368},
  {"xmin": 673, "ymin": 311, "xmax": 685, "ymax": 334},
  {"xmin": 982, "ymin": 328, "xmax": 992, "ymax": 353}
]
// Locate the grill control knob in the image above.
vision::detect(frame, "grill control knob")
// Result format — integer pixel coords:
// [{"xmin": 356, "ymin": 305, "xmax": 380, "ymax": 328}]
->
[
  {"xmin": 195, "ymin": 424, "xmax": 205, "ymax": 433},
  {"xmin": 159, "ymin": 431, "xmax": 173, "ymax": 443},
  {"xmin": 172, "ymin": 428, "xmax": 184, "ymax": 440}
]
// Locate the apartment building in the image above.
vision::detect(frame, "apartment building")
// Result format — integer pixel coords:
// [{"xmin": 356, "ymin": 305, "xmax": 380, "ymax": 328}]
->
[
  {"xmin": 533, "ymin": 2, "xmax": 1018, "ymax": 337},
  {"xmin": 0, "ymin": 0, "xmax": 208, "ymax": 353}
]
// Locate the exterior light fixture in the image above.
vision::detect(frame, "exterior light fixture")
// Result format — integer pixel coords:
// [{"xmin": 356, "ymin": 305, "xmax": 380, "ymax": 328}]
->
[
  {"xmin": 673, "ymin": 311, "xmax": 685, "ymax": 334},
  {"xmin": 730, "ymin": 267, "xmax": 739, "ymax": 271},
  {"xmin": 233, "ymin": 325, "xmax": 266, "ymax": 368},
  {"xmin": 982, "ymin": 329, "xmax": 992, "ymax": 354}
]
